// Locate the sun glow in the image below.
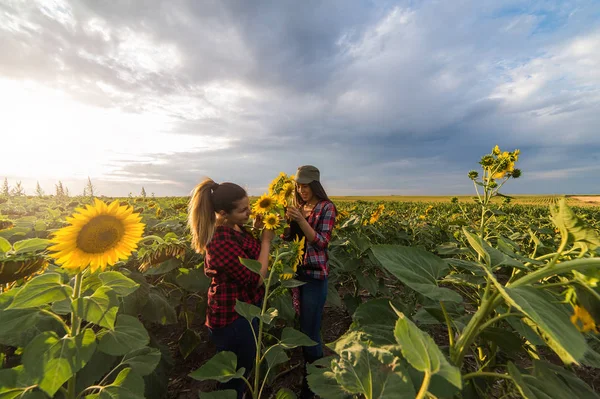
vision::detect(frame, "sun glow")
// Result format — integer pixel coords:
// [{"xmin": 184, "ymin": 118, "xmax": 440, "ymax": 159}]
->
[{"xmin": 0, "ymin": 78, "xmax": 228, "ymax": 185}]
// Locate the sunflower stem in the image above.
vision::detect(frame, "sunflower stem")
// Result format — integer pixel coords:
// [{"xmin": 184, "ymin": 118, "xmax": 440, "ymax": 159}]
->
[{"xmin": 67, "ymin": 271, "xmax": 84, "ymax": 399}]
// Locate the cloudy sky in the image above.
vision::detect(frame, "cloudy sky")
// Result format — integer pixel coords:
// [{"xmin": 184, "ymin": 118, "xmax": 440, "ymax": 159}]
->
[{"xmin": 2, "ymin": 0, "xmax": 600, "ymax": 197}]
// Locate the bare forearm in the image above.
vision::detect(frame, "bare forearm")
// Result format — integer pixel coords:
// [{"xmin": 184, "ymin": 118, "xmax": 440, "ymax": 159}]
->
[
  {"xmin": 298, "ymin": 218, "xmax": 317, "ymax": 243},
  {"xmin": 257, "ymin": 241, "xmax": 271, "ymax": 285}
]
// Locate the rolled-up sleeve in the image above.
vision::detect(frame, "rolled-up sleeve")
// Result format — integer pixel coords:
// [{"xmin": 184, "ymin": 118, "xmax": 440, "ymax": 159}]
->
[{"xmin": 311, "ymin": 202, "xmax": 336, "ymax": 249}]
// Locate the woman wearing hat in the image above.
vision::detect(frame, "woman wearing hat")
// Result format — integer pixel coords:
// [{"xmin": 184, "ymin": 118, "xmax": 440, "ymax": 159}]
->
[{"xmin": 284, "ymin": 165, "xmax": 337, "ymax": 398}]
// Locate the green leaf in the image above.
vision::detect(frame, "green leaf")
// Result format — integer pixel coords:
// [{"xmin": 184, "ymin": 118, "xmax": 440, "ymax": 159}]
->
[
  {"xmin": 34, "ymin": 221, "xmax": 46, "ymax": 232},
  {"xmin": 326, "ymin": 283, "xmax": 343, "ymax": 308},
  {"xmin": 0, "ymin": 307, "xmax": 64, "ymax": 347},
  {"xmin": 22, "ymin": 329, "xmax": 97, "ymax": 397},
  {"xmin": 352, "ymin": 298, "xmax": 407, "ymax": 345},
  {"xmin": 327, "ymin": 331, "xmax": 415, "ymax": 399},
  {"xmin": 13, "ymin": 239, "xmax": 50, "ymax": 254},
  {"xmin": 480, "ymin": 327, "xmax": 525, "ymax": 354},
  {"xmin": 175, "ymin": 267, "xmax": 210, "ymax": 292},
  {"xmin": 142, "ymin": 258, "xmax": 181, "ymax": 276},
  {"xmin": 51, "ymin": 298, "xmax": 72, "ymax": 315},
  {"xmin": 98, "ymin": 314, "xmax": 150, "ymax": 356},
  {"xmin": 188, "ymin": 351, "xmax": 245, "ymax": 383},
  {"xmin": 551, "ymin": 198, "xmax": 600, "ymax": 252},
  {"xmin": 234, "ymin": 300, "xmax": 261, "ymax": 322},
  {"xmin": 75, "ymin": 350, "xmax": 118, "ymax": 393},
  {"xmin": 462, "ymin": 228, "xmax": 491, "ymax": 267},
  {"xmin": 306, "ymin": 357, "xmax": 349, "ymax": 399},
  {"xmin": 178, "ymin": 329, "xmax": 201, "ymax": 360},
  {"xmin": 239, "ymin": 257, "xmax": 262, "ymax": 275},
  {"xmin": 275, "ymin": 388, "xmax": 297, "ymax": 399},
  {"xmin": 507, "ymin": 360, "xmax": 600, "ymax": 399},
  {"xmin": 0, "ymin": 365, "xmax": 45, "ymax": 398},
  {"xmin": 280, "ymin": 327, "xmax": 317, "ymax": 349},
  {"xmin": 355, "ymin": 272, "xmax": 379, "ymax": 296},
  {"xmin": 265, "ymin": 345, "xmax": 289, "ymax": 370},
  {"xmin": 0, "ymin": 237, "xmax": 11, "ymax": 253},
  {"xmin": 72, "ymin": 286, "xmax": 119, "ymax": 329},
  {"xmin": 270, "ymin": 291, "xmax": 296, "ymax": 322},
  {"xmin": 281, "ymin": 279, "xmax": 306, "ymax": 288},
  {"xmin": 120, "ymin": 271, "xmax": 150, "ymax": 316},
  {"xmin": 198, "ymin": 390, "xmax": 237, "ymax": 399},
  {"xmin": 85, "ymin": 368, "xmax": 145, "ymax": 399},
  {"xmin": 7, "ymin": 273, "xmax": 73, "ymax": 309},
  {"xmin": 393, "ymin": 311, "xmax": 462, "ymax": 390},
  {"xmin": 122, "ymin": 347, "xmax": 161, "ymax": 376},
  {"xmin": 371, "ymin": 245, "xmax": 462, "ymax": 303},
  {"xmin": 98, "ymin": 272, "xmax": 139, "ymax": 296},
  {"xmin": 259, "ymin": 307, "xmax": 279, "ymax": 325},
  {"xmin": 485, "ymin": 270, "xmax": 588, "ymax": 365},
  {"xmin": 140, "ymin": 288, "xmax": 177, "ymax": 325}
]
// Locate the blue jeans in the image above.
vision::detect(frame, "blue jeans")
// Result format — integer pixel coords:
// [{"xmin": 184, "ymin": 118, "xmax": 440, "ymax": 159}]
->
[
  {"xmin": 208, "ymin": 316, "xmax": 258, "ymax": 399},
  {"xmin": 298, "ymin": 275, "xmax": 328, "ymax": 363}
]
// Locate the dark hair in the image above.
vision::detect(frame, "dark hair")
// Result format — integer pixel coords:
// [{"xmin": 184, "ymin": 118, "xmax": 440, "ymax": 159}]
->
[
  {"xmin": 295, "ymin": 180, "xmax": 332, "ymax": 206},
  {"xmin": 188, "ymin": 178, "xmax": 247, "ymax": 253}
]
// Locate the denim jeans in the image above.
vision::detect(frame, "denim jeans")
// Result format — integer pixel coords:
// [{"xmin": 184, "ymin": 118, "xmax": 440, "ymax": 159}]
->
[
  {"xmin": 208, "ymin": 316, "xmax": 259, "ymax": 399},
  {"xmin": 298, "ymin": 275, "xmax": 328, "ymax": 363}
]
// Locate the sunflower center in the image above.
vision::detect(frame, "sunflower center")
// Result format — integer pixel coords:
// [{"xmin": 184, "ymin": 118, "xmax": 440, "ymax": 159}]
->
[
  {"xmin": 76, "ymin": 215, "xmax": 126, "ymax": 254},
  {"xmin": 259, "ymin": 198, "xmax": 272, "ymax": 208}
]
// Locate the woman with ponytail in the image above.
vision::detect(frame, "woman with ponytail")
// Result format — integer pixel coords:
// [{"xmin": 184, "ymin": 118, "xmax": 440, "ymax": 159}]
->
[{"xmin": 188, "ymin": 178, "xmax": 274, "ymax": 398}]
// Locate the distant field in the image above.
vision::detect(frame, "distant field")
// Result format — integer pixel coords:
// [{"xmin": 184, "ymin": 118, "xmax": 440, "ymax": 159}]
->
[{"xmin": 328, "ymin": 194, "xmax": 600, "ymax": 206}]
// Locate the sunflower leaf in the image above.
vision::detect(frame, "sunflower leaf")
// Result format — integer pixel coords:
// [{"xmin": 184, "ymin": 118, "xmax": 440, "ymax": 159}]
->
[
  {"xmin": 98, "ymin": 315, "xmax": 149, "ymax": 356},
  {"xmin": 99, "ymin": 271, "xmax": 139, "ymax": 297},
  {"xmin": 72, "ymin": 286, "xmax": 119, "ymax": 330},
  {"xmin": 7, "ymin": 273, "xmax": 73, "ymax": 310},
  {"xmin": 22, "ymin": 329, "xmax": 97, "ymax": 397}
]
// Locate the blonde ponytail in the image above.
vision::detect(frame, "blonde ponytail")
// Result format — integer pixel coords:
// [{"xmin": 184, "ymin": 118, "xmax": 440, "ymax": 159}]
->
[
  {"xmin": 188, "ymin": 178, "xmax": 219, "ymax": 253},
  {"xmin": 187, "ymin": 178, "xmax": 248, "ymax": 253}
]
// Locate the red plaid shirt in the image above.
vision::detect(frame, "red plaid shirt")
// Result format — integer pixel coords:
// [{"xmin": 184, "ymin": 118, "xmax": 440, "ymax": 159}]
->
[
  {"xmin": 204, "ymin": 225, "xmax": 264, "ymax": 329},
  {"xmin": 300, "ymin": 200, "xmax": 337, "ymax": 280}
]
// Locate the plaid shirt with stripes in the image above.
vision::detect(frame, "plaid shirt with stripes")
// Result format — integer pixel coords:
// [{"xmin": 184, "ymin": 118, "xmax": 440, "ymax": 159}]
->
[
  {"xmin": 204, "ymin": 225, "xmax": 264, "ymax": 329},
  {"xmin": 300, "ymin": 200, "xmax": 337, "ymax": 280}
]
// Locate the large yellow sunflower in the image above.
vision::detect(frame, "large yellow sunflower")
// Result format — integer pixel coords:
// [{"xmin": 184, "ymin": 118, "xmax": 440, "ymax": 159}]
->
[
  {"xmin": 48, "ymin": 198, "xmax": 145, "ymax": 273},
  {"xmin": 279, "ymin": 183, "xmax": 295, "ymax": 203},
  {"xmin": 263, "ymin": 213, "xmax": 281, "ymax": 230},
  {"xmin": 253, "ymin": 194, "xmax": 276, "ymax": 215}
]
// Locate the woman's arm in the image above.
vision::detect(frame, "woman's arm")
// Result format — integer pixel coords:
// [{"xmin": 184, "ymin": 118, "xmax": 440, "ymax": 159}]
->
[
  {"xmin": 287, "ymin": 202, "xmax": 336, "ymax": 249},
  {"xmin": 257, "ymin": 229, "xmax": 274, "ymax": 285}
]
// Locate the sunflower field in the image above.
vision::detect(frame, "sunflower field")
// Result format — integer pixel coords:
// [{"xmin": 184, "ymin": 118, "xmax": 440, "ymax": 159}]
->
[{"xmin": 1, "ymin": 146, "xmax": 600, "ymax": 399}]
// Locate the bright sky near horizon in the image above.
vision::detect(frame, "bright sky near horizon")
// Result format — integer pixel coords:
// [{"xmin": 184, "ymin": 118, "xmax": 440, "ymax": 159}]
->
[{"xmin": 1, "ymin": 0, "xmax": 600, "ymax": 196}]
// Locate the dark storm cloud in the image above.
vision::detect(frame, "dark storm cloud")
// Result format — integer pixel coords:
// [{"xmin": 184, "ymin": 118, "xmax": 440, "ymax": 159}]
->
[{"xmin": 2, "ymin": 0, "xmax": 600, "ymax": 195}]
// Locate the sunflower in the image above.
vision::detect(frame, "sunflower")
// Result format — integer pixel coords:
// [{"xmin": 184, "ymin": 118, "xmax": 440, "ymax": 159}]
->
[
  {"xmin": 0, "ymin": 255, "xmax": 47, "ymax": 284},
  {"xmin": 292, "ymin": 236, "xmax": 305, "ymax": 269},
  {"xmin": 571, "ymin": 305, "xmax": 598, "ymax": 333},
  {"xmin": 138, "ymin": 242, "xmax": 187, "ymax": 272},
  {"xmin": 279, "ymin": 183, "xmax": 295, "ymax": 204},
  {"xmin": 48, "ymin": 198, "xmax": 145, "ymax": 273},
  {"xmin": 369, "ymin": 204, "xmax": 385, "ymax": 224},
  {"xmin": 253, "ymin": 194, "xmax": 276, "ymax": 215},
  {"xmin": 0, "ymin": 219, "xmax": 14, "ymax": 231},
  {"xmin": 263, "ymin": 213, "xmax": 281, "ymax": 230}
]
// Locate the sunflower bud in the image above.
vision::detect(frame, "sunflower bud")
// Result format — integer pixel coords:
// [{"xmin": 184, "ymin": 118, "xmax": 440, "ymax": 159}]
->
[
  {"xmin": 510, "ymin": 169, "xmax": 522, "ymax": 179},
  {"xmin": 480, "ymin": 155, "xmax": 494, "ymax": 167},
  {"xmin": 488, "ymin": 180, "xmax": 498, "ymax": 189},
  {"xmin": 0, "ymin": 219, "xmax": 14, "ymax": 231},
  {"xmin": 468, "ymin": 170, "xmax": 479, "ymax": 180}
]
